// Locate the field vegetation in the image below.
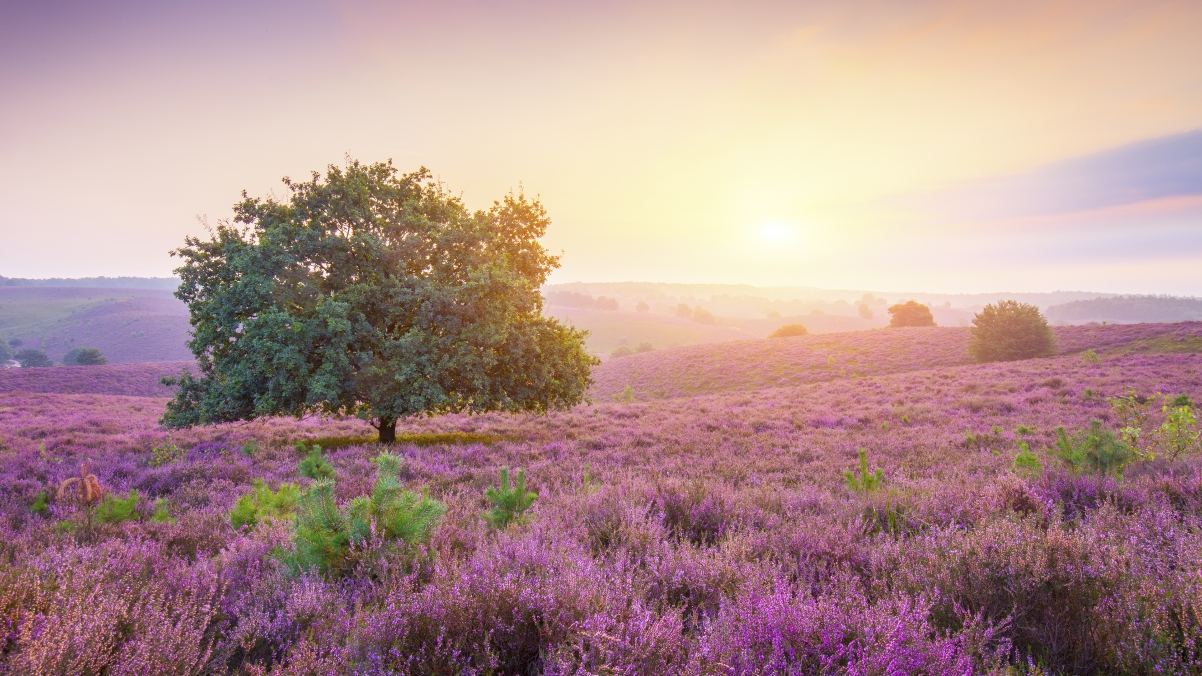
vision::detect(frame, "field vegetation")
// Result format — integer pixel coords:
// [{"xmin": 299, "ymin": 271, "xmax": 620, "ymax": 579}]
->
[{"xmin": 0, "ymin": 320, "xmax": 1200, "ymax": 673}]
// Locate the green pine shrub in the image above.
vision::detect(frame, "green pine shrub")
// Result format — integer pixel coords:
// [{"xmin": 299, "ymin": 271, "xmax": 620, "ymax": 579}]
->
[
  {"xmin": 484, "ymin": 467, "xmax": 538, "ymax": 530},
  {"xmin": 1013, "ymin": 441, "xmax": 1043, "ymax": 477},
  {"xmin": 150, "ymin": 497, "xmax": 174, "ymax": 524},
  {"xmin": 229, "ymin": 479, "xmax": 301, "ymax": 530},
  {"xmin": 297, "ymin": 443, "xmax": 336, "ymax": 480},
  {"xmin": 843, "ymin": 449, "xmax": 884, "ymax": 493},
  {"xmin": 95, "ymin": 489, "xmax": 141, "ymax": 525},
  {"xmin": 285, "ymin": 452, "xmax": 444, "ymax": 576},
  {"xmin": 29, "ymin": 490, "xmax": 48, "ymax": 516},
  {"xmin": 1054, "ymin": 420, "xmax": 1133, "ymax": 478}
]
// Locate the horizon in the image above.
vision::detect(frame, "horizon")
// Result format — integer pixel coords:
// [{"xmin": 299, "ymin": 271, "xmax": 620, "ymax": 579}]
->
[{"xmin": 3, "ymin": 1, "xmax": 1201, "ymax": 293}]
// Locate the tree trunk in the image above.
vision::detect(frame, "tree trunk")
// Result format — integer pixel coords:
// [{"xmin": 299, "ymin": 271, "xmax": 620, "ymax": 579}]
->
[{"xmin": 378, "ymin": 417, "xmax": 397, "ymax": 444}]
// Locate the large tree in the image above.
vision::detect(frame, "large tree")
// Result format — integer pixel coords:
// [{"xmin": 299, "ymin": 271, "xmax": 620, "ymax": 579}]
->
[{"xmin": 162, "ymin": 160, "xmax": 598, "ymax": 442}]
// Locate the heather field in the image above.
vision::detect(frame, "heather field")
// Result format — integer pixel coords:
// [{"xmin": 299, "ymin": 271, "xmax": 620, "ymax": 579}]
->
[{"xmin": 2, "ymin": 325, "xmax": 1202, "ymax": 674}]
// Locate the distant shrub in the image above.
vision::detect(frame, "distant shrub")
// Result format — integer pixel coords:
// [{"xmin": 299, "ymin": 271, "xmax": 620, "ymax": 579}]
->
[
  {"xmin": 613, "ymin": 384, "xmax": 636, "ymax": 403},
  {"xmin": 229, "ymin": 479, "xmax": 301, "ymax": 530},
  {"xmin": 887, "ymin": 301, "xmax": 935, "ymax": 328},
  {"xmin": 844, "ymin": 449, "xmax": 884, "ymax": 493},
  {"xmin": 484, "ymin": 467, "xmax": 538, "ymax": 530},
  {"xmin": 857, "ymin": 303, "xmax": 874, "ymax": 320},
  {"xmin": 968, "ymin": 300, "xmax": 1056, "ymax": 362},
  {"xmin": 14, "ymin": 348, "xmax": 52, "ymax": 368},
  {"xmin": 297, "ymin": 443, "xmax": 336, "ymax": 480},
  {"xmin": 692, "ymin": 307, "xmax": 717, "ymax": 324},
  {"xmin": 610, "ymin": 345, "xmax": 635, "ymax": 358},
  {"xmin": 766, "ymin": 309, "xmax": 781, "ymax": 318},
  {"xmin": 63, "ymin": 347, "xmax": 107, "ymax": 365},
  {"xmin": 95, "ymin": 489, "xmax": 141, "ymax": 525},
  {"xmin": 635, "ymin": 341, "xmax": 655, "ymax": 353},
  {"xmin": 635, "ymin": 301, "xmax": 649, "ymax": 312},
  {"xmin": 0, "ymin": 340, "xmax": 11, "ymax": 362},
  {"xmin": 770, "ymin": 324, "xmax": 809, "ymax": 338},
  {"xmin": 1054, "ymin": 420, "xmax": 1133, "ymax": 478},
  {"xmin": 286, "ymin": 452, "xmax": 444, "ymax": 576},
  {"xmin": 595, "ymin": 296, "xmax": 619, "ymax": 311},
  {"xmin": 8, "ymin": 338, "xmax": 22, "ymax": 347},
  {"xmin": 1171, "ymin": 393, "xmax": 1194, "ymax": 408},
  {"xmin": 676, "ymin": 303, "xmax": 692, "ymax": 318},
  {"xmin": 1082, "ymin": 349, "xmax": 1101, "ymax": 364}
]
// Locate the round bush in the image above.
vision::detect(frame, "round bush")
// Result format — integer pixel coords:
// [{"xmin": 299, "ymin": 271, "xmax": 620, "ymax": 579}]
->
[
  {"xmin": 968, "ymin": 300, "xmax": 1056, "ymax": 362},
  {"xmin": 770, "ymin": 324, "xmax": 809, "ymax": 338},
  {"xmin": 887, "ymin": 301, "xmax": 935, "ymax": 327}
]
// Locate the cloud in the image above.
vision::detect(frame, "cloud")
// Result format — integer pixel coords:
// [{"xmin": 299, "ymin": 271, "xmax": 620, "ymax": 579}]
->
[{"xmin": 901, "ymin": 128, "xmax": 1202, "ymax": 220}]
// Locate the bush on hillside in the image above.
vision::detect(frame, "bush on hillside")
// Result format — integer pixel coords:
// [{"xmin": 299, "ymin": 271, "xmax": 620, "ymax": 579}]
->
[
  {"xmin": 676, "ymin": 303, "xmax": 692, "ymax": 318},
  {"xmin": 769, "ymin": 324, "xmax": 809, "ymax": 338},
  {"xmin": 857, "ymin": 303, "xmax": 874, "ymax": 320},
  {"xmin": 15, "ymin": 349, "xmax": 52, "ymax": 368},
  {"xmin": 635, "ymin": 301, "xmax": 649, "ymax": 313},
  {"xmin": 0, "ymin": 340, "xmax": 11, "ymax": 363},
  {"xmin": 888, "ymin": 301, "xmax": 935, "ymax": 327},
  {"xmin": 595, "ymin": 296, "xmax": 619, "ymax": 311},
  {"xmin": 692, "ymin": 307, "xmax": 717, "ymax": 325},
  {"xmin": 968, "ymin": 300, "xmax": 1056, "ymax": 362},
  {"xmin": 610, "ymin": 346, "xmax": 635, "ymax": 358},
  {"xmin": 63, "ymin": 347, "xmax": 107, "ymax": 366}
]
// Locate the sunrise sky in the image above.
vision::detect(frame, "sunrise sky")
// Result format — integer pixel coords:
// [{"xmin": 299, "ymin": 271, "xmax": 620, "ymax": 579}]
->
[{"xmin": 2, "ymin": 0, "xmax": 1201, "ymax": 293}]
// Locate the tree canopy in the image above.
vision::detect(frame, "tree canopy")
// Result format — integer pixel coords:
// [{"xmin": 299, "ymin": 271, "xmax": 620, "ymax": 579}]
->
[
  {"xmin": 162, "ymin": 160, "xmax": 598, "ymax": 442},
  {"xmin": 887, "ymin": 301, "xmax": 935, "ymax": 327},
  {"xmin": 968, "ymin": 300, "xmax": 1056, "ymax": 362}
]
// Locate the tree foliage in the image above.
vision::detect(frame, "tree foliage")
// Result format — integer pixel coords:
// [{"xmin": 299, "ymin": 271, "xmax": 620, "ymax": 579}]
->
[
  {"xmin": 161, "ymin": 160, "xmax": 598, "ymax": 441},
  {"xmin": 63, "ymin": 347, "xmax": 107, "ymax": 365},
  {"xmin": 887, "ymin": 301, "xmax": 935, "ymax": 328},
  {"xmin": 15, "ymin": 349, "xmax": 52, "ymax": 368},
  {"xmin": 967, "ymin": 300, "xmax": 1056, "ymax": 362}
]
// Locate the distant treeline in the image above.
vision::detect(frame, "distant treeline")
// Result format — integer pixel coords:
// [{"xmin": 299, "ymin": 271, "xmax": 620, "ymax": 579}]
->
[
  {"xmin": 1046, "ymin": 295, "xmax": 1202, "ymax": 323},
  {"xmin": 545, "ymin": 290, "xmax": 620, "ymax": 310},
  {"xmin": 0, "ymin": 276, "xmax": 179, "ymax": 290}
]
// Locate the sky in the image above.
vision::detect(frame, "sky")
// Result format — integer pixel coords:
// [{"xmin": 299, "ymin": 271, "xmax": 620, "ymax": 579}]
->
[{"xmin": 1, "ymin": 0, "xmax": 1201, "ymax": 294}]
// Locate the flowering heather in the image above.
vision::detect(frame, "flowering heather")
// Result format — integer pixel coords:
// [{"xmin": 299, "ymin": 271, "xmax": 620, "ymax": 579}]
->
[
  {"xmin": 0, "ymin": 360, "xmax": 194, "ymax": 397},
  {"xmin": 592, "ymin": 321, "xmax": 1202, "ymax": 400},
  {"xmin": 0, "ymin": 324, "xmax": 1200, "ymax": 673}
]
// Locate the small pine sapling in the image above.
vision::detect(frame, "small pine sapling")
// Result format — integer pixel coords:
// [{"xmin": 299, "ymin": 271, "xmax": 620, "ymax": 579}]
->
[
  {"xmin": 95, "ymin": 489, "xmax": 141, "ymax": 525},
  {"xmin": 1082, "ymin": 349, "xmax": 1101, "ymax": 364},
  {"xmin": 286, "ymin": 452, "xmax": 444, "ymax": 576},
  {"xmin": 150, "ymin": 497, "xmax": 174, "ymax": 524},
  {"xmin": 484, "ymin": 467, "xmax": 538, "ymax": 529},
  {"xmin": 229, "ymin": 479, "xmax": 301, "ymax": 530},
  {"xmin": 29, "ymin": 490, "xmax": 49, "ymax": 516},
  {"xmin": 1054, "ymin": 420, "xmax": 1133, "ymax": 478},
  {"xmin": 580, "ymin": 462, "xmax": 600, "ymax": 495},
  {"xmin": 240, "ymin": 440, "xmax": 260, "ymax": 458},
  {"xmin": 843, "ymin": 449, "xmax": 884, "ymax": 493},
  {"xmin": 1013, "ymin": 441, "xmax": 1043, "ymax": 477},
  {"xmin": 297, "ymin": 443, "xmax": 336, "ymax": 481},
  {"xmin": 348, "ymin": 452, "xmax": 445, "ymax": 546}
]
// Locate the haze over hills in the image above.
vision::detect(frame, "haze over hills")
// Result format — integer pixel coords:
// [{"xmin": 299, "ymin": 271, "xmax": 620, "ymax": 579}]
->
[{"xmin": 2, "ymin": 277, "xmax": 1200, "ymax": 364}]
